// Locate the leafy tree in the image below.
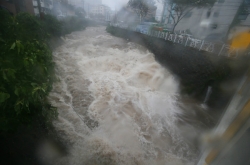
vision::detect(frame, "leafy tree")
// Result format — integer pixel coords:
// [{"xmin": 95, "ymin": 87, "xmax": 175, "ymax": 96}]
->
[
  {"xmin": 160, "ymin": 0, "xmax": 216, "ymax": 31},
  {"xmin": 60, "ymin": 16, "xmax": 86, "ymax": 34},
  {"xmin": 0, "ymin": 6, "xmax": 91, "ymax": 132},
  {"xmin": 0, "ymin": 11, "xmax": 57, "ymax": 131},
  {"xmin": 128, "ymin": 0, "xmax": 156, "ymax": 22},
  {"xmin": 76, "ymin": 7, "xmax": 86, "ymax": 18},
  {"xmin": 115, "ymin": 6, "xmax": 142, "ymax": 24},
  {"xmin": 0, "ymin": 9, "xmax": 90, "ymax": 131},
  {"xmin": 42, "ymin": 14, "xmax": 62, "ymax": 37}
]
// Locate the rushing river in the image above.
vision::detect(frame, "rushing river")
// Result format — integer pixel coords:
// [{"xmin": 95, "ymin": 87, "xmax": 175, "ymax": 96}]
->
[{"xmin": 47, "ymin": 27, "xmax": 214, "ymax": 165}]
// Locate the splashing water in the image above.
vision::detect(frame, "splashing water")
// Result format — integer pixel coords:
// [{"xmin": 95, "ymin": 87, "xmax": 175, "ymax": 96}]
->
[{"xmin": 48, "ymin": 27, "xmax": 212, "ymax": 165}]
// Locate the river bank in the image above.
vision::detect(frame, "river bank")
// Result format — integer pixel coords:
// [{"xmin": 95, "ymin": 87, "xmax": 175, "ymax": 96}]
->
[{"xmin": 106, "ymin": 26, "xmax": 249, "ymax": 111}]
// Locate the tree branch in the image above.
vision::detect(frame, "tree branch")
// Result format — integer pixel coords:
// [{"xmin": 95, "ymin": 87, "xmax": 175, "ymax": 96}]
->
[{"xmin": 178, "ymin": 6, "xmax": 195, "ymax": 21}]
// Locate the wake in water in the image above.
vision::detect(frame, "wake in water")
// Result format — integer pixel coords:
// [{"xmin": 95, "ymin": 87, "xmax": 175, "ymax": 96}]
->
[{"xmin": 47, "ymin": 27, "xmax": 213, "ymax": 165}]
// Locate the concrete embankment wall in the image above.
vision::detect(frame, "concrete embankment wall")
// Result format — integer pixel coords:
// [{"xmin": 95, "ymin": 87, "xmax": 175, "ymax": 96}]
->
[{"xmin": 106, "ymin": 26, "xmax": 249, "ymax": 109}]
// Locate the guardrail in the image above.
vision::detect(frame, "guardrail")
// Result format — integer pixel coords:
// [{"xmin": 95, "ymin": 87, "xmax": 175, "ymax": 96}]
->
[{"xmin": 110, "ymin": 24, "xmax": 245, "ymax": 58}]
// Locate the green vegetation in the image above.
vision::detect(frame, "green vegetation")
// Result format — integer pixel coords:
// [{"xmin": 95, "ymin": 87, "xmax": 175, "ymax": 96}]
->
[
  {"xmin": 0, "ymin": 11, "xmax": 55, "ymax": 131},
  {"xmin": 0, "ymin": 11, "xmax": 87, "ymax": 131},
  {"xmin": 60, "ymin": 16, "xmax": 87, "ymax": 35},
  {"xmin": 106, "ymin": 26, "xmax": 128, "ymax": 39}
]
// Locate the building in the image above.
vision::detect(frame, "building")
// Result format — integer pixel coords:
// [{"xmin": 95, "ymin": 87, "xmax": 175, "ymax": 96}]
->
[
  {"xmin": 33, "ymin": 0, "xmax": 53, "ymax": 15},
  {"xmin": 0, "ymin": 0, "xmax": 80, "ymax": 17},
  {"xmin": 67, "ymin": 0, "xmax": 84, "ymax": 8},
  {"xmin": 160, "ymin": 0, "xmax": 170, "ymax": 24},
  {"xmin": 90, "ymin": 4, "xmax": 111, "ymax": 21},
  {"xmin": 52, "ymin": 0, "xmax": 76, "ymax": 16},
  {"xmin": 161, "ymin": 0, "xmax": 250, "ymax": 41},
  {"xmin": 0, "ymin": 0, "xmax": 55, "ymax": 15},
  {"xmin": 229, "ymin": 0, "xmax": 250, "ymax": 38},
  {"xmin": 84, "ymin": 0, "xmax": 102, "ymax": 17},
  {"xmin": 0, "ymin": 0, "xmax": 35, "ymax": 15},
  {"xmin": 0, "ymin": 0, "xmax": 17, "ymax": 14}
]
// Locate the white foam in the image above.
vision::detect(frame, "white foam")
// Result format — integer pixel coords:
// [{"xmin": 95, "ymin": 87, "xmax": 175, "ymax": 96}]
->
[{"xmin": 48, "ymin": 27, "xmax": 202, "ymax": 165}]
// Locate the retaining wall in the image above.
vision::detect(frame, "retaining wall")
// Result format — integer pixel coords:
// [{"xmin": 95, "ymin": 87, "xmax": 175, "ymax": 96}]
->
[{"xmin": 106, "ymin": 26, "xmax": 249, "ymax": 109}]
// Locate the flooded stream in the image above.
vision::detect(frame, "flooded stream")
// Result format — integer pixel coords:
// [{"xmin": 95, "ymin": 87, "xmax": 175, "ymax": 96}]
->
[{"xmin": 47, "ymin": 27, "xmax": 214, "ymax": 165}]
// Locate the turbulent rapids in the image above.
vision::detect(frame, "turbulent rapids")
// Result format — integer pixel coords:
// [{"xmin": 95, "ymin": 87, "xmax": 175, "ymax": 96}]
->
[{"xmin": 48, "ymin": 27, "xmax": 213, "ymax": 165}]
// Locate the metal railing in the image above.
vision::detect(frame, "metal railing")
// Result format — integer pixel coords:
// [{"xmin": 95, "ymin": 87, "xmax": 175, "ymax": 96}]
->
[{"xmin": 110, "ymin": 23, "xmax": 244, "ymax": 58}]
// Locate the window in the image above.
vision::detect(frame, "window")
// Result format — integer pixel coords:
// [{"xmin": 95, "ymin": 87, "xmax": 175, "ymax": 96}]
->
[{"xmin": 214, "ymin": 12, "xmax": 219, "ymax": 17}]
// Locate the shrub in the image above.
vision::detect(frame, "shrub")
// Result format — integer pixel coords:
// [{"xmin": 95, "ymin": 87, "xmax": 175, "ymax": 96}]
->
[
  {"xmin": 0, "ymin": 10, "xmax": 57, "ymax": 131},
  {"xmin": 15, "ymin": 13, "xmax": 47, "ymax": 41},
  {"xmin": 0, "ymin": 10, "xmax": 90, "ymax": 131},
  {"xmin": 60, "ymin": 16, "xmax": 86, "ymax": 35},
  {"xmin": 42, "ymin": 14, "xmax": 62, "ymax": 37}
]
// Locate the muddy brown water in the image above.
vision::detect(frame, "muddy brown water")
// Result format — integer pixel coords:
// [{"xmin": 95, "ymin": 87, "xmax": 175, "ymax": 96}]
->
[{"xmin": 45, "ymin": 27, "xmax": 215, "ymax": 165}]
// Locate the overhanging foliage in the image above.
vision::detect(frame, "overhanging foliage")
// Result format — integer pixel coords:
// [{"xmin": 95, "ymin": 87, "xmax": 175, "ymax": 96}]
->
[{"xmin": 0, "ymin": 11, "xmax": 58, "ymax": 131}]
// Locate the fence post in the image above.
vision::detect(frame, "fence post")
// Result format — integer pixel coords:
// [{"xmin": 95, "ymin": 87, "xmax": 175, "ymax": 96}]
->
[
  {"xmin": 185, "ymin": 37, "xmax": 189, "ymax": 46},
  {"xmin": 199, "ymin": 40, "xmax": 204, "ymax": 51},
  {"xmin": 158, "ymin": 31, "xmax": 161, "ymax": 38},
  {"xmin": 174, "ymin": 34, "xmax": 177, "ymax": 43},
  {"xmin": 218, "ymin": 44, "xmax": 225, "ymax": 56},
  {"xmin": 161, "ymin": 32, "xmax": 165, "ymax": 39},
  {"xmin": 165, "ymin": 32, "xmax": 169, "ymax": 40},
  {"xmin": 168, "ymin": 34, "xmax": 173, "ymax": 41}
]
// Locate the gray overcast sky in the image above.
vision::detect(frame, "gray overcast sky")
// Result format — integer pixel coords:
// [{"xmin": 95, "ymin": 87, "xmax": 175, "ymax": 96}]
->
[
  {"xmin": 102, "ymin": 0, "xmax": 129, "ymax": 10},
  {"xmin": 102, "ymin": 0, "xmax": 163, "ymax": 17}
]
